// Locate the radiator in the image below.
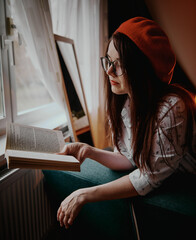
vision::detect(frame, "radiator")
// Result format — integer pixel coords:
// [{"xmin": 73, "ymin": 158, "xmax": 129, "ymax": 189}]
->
[{"xmin": 0, "ymin": 169, "xmax": 54, "ymax": 240}]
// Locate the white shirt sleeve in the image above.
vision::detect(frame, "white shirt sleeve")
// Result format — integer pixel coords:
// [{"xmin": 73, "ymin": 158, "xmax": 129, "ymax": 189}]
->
[
  {"xmin": 129, "ymin": 97, "xmax": 187, "ymax": 195},
  {"xmin": 114, "ymin": 142, "xmax": 136, "ymax": 167}
]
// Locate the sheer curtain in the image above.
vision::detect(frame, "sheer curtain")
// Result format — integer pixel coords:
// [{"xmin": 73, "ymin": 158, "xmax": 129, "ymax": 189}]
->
[
  {"xmin": 10, "ymin": 0, "xmax": 76, "ymax": 140},
  {"xmin": 49, "ymin": 0, "xmax": 109, "ymax": 148},
  {"xmin": 11, "ymin": 0, "xmax": 65, "ymax": 107}
]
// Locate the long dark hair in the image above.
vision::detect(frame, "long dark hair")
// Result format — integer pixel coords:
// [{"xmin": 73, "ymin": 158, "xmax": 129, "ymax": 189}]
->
[{"xmin": 105, "ymin": 32, "xmax": 196, "ymax": 172}]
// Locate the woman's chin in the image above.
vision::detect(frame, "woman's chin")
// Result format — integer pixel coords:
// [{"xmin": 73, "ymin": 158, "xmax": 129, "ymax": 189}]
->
[{"xmin": 111, "ymin": 86, "xmax": 125, "ymax": 95}]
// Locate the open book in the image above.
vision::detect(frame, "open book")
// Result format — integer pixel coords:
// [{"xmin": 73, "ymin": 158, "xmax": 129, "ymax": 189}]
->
[{"xmin": 5, "ymin": 123, "xmax": 80, "ymax": 171}]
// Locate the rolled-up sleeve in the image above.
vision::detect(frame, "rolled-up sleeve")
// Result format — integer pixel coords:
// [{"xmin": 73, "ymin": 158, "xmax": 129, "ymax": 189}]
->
[
  {"xmin": 129, "ymin": 168, "xmax": 155, "ymax": 195},
  {"xmin": 129, "ymin": 97, "xmax": 187, "ymax": 195}
]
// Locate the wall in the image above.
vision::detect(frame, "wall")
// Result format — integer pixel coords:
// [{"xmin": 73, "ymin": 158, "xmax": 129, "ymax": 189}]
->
[
  {"xmin": 108, "ymin": 0, "xmax": 152, "ymax": 37},
  {"xmin": 145, "ymin": 0, "xmax": 196, "ymax": 89}
]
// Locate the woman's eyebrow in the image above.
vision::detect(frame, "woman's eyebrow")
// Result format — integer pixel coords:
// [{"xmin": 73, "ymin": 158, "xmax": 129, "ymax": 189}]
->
[{"xmin": 106, "ymin": 53, "xmax": 120, "ymax": 61}]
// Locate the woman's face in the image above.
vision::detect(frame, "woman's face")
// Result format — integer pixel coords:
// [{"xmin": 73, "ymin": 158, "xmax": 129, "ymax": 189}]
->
[{"xmin": 106, "ymin": 40, "xmax": 129, "ymax": 95}]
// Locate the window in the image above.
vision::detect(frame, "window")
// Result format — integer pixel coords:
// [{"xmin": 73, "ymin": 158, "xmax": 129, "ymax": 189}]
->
[
  {"xmin": 13, "ymin": 31, "xmax": 53, "ymax": 114},
  {"xmin": 0, "ymin": 0, "xmax": 67, "ymax": 136},
  {"xmin": 9, "ymin": 24, "xmax": 64, "ymax": 126}
]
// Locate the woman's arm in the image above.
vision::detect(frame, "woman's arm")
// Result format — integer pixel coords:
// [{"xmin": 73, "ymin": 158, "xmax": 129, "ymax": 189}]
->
[
  {"xmin": 59, "ymin": 142, "xmax": 134, "ymax": 171},
  {"xmin": 57, "ymin": 175, "xmax": 138, "ymax": 228},
  {"xmin": 88, "ymin": 146, "xmax": 134, "ymax": 170}
]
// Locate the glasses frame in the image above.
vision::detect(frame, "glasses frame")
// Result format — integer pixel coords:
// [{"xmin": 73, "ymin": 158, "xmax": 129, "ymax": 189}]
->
[{"xmin": 100, "ymin": 57, "xmax": 124, "ymax": 76}]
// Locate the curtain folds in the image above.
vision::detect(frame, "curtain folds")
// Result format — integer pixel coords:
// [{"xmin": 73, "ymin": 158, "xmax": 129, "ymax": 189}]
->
[
  {"xmin": 10, "ymin": 0, "xmax": 76, "ymax": 140},
  {"xmin": 11, "ymin": 0, "xmax": 66, "ymax": 109},
  {"xmin": 49, "ymin": 0, "xmax": 109, "ymax": 148}
]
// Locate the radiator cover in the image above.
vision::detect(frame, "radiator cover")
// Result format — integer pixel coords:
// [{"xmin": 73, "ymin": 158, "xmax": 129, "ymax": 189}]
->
[{"xmin": 0, "ymin": 169, "xmax": 54, "ymax": 240}]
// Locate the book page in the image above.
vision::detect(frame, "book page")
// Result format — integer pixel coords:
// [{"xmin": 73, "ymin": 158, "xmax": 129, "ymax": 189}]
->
[{"xmin": 6, "ymin": 123, "xmax": 65, "ymax": 153}]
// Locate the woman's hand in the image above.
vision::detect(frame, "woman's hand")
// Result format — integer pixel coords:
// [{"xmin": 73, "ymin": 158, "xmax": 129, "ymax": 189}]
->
[
  {"xmin": 58, "ymin": 142, "xmax": 92, "ymax": 164},
  {"xmin": 56, "ymin": 175, "xmax": 138, "ymax": 229},
  {"xmin": 57, "ymin": 189, "xmax": 86, "ymax": 229}
]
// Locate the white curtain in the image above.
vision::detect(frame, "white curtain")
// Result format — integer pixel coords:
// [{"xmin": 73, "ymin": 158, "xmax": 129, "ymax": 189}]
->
[
  {"xmin": 10, "ymin": 0, "xmax": 65, "ymax": 108},
  {"xmin": 10, "ymin": 0, "xmax": 76, "ymax": 140},
  {"xmin": 49, "ymin": 0, "xmax": 109, "ymax": 148}
]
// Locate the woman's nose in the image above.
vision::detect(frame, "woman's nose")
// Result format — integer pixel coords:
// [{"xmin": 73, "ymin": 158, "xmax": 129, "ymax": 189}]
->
[{"xmin": 107, "ymin": 64, "xmax": 115, "ymax": 76}]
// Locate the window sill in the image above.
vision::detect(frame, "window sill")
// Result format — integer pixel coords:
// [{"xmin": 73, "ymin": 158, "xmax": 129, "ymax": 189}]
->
[{"xmin": 25, "ymin": 111, "xmax": 67, "ymax": 130}]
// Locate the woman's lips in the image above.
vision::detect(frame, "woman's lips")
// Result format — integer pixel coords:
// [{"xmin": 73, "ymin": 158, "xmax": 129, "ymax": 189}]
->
[{"xmin": 110, "ymin": 80, "xmax": 119, "ymax": 85}]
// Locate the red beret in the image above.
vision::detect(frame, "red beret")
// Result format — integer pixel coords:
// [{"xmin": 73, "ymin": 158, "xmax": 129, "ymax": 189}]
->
[{"xmin": 115, "ymin": 17, "xmax": 176, "ymax": 84}]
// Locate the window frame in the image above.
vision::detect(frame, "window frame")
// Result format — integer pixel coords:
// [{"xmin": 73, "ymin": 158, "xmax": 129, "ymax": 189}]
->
[
  {"xmin": 0, "ymin": 0, "xmax": 12, "ymax": 135},
  {"xmin": 0, "ymin": 0, "xmax": 68, "ymax": 136},
  {"xmin": 6, "ymin": 38, "xmax": 66, "ymax": 127}
]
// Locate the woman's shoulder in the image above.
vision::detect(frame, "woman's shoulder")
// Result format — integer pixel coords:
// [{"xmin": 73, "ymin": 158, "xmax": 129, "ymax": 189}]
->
[{"xmin": 156, "ymin": 94, "xmax": 186, "ymax": 123}]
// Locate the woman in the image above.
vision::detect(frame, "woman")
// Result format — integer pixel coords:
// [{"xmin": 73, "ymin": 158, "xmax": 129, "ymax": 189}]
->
[{"xmin": 57, "ymin": 17, "xmax": 196, "ymax": 229}]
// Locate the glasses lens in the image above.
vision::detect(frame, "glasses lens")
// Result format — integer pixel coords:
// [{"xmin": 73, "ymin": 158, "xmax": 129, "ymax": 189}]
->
[
  {"xmin": 101, "ymin": 58, "xmax": 110, "ymax": 72},
  {"xmin": 101, "ymin": 57, "xmax": 123, "ymax": 76},
  {"xmin": 114, "ymin": 60, "xmax": 123, "ymax": 76}
]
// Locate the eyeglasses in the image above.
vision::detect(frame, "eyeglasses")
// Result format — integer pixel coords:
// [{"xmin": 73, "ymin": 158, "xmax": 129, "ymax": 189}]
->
[{"xmin": 100, "ymin": 57, "xmax": 124, "ymax": 76}]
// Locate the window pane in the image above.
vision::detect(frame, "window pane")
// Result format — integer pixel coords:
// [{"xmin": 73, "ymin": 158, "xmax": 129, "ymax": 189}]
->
[
  {"xmin": 13, "ymin": 31, "xmax": 53, "ymax": 114},
  {"xmin": 0, "ymin": 52, "xmax": 5, "ymax": 119}
]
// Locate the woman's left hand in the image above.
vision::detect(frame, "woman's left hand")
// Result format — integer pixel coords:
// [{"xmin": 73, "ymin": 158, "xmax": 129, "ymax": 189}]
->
[
  {"xmin": 57, "ymin": 189, "xmax": 86, "ymax": 229},
  {"xmin": 56, "ymin": 175, "xmax": 138, "ymax": 229}
]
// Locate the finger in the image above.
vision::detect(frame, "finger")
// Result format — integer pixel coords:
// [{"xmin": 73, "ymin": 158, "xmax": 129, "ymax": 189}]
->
[
  {"xmin": 63, "ymin": 214, "xmax": 70, "ymax": 229},
  {"xmin": 68, "ymin": 214, "xmax": 74, "ymax": 226},
  {"xmin": 58, "ymin": 145, "xmax": 69, "ymax": 155},
  {"xmin": 69, "ymin": 202, "xmax": 82, "ymax": 225},
  {"xmin": 59, "ymin": 212, "xmax": 65, "ymax": 227},
  {"xmin": 57, "ymin": 206, "xmax": 62, "ymax": 220}
]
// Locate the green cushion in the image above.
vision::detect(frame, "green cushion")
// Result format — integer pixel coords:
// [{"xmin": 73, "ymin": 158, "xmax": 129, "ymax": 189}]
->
[
  {"xmin": 132, "ymin": 173, "xmax": 196, "ymax": 240},
  {"xmin": 135, "ymin": 173, "xmax": 196, "ymax": 217},
  {"xmin": 43, "ymin": 157, "xmax": 196, "ymax": 239},
  {"xmin": 43, "ymin": 158, "xmax": 137, "ymax": 240}
]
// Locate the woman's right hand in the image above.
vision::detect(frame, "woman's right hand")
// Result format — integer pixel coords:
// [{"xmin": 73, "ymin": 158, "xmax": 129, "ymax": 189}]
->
[{"xmin": 58, "ymin": 142, "xmax": 92, "ymax": 164}]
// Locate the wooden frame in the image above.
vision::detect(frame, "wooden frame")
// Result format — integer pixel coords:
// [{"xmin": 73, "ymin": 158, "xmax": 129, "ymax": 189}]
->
[{"xmin": 54, "ymin": 34, "xmax": 92, "ymax": 142}]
